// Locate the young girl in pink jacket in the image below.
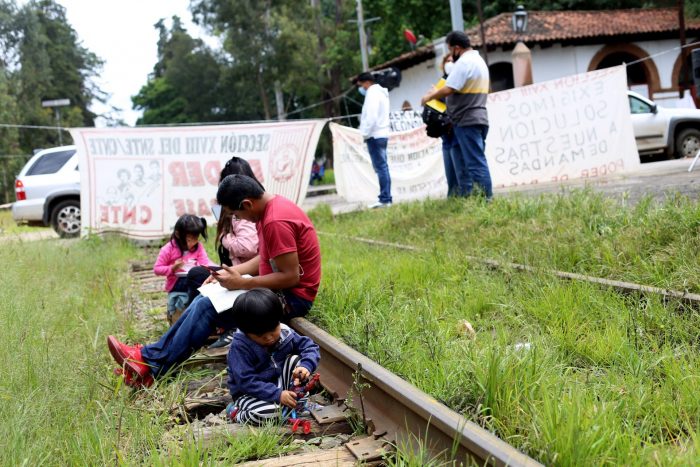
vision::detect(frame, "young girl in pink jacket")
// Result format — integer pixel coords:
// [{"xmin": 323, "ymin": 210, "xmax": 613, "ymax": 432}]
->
[{"xmin": 154, "ymin": 214, "xmax": 213, "ymax": 323}]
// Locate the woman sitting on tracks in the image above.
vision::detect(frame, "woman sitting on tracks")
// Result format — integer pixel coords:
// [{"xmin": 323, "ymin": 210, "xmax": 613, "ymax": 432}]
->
[
  {"xmin": 225, "ymin": 288, "xmax": 320, "ymax": 425},
  {"xmin": 184, "ymin": 157, "xmax": 259, "ymax": 348},
  {"xmin": 107, "ymin": 174, "xmax": 322, "ymax": 388}
]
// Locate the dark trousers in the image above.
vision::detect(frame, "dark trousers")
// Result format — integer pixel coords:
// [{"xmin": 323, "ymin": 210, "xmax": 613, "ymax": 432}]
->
[
  {"xmin": 141, "ymin": 293, "xmax": 313, "ymax": 378},
  {"xmin": 366, "ymin": 137, "xmax": 392, "ymax": 203},
  {"xmin": 452, "ymin": 125, "xmax": 492, "ymax": 198}
]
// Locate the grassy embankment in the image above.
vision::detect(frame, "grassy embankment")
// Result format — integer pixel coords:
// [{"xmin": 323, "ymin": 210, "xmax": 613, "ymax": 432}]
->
[
  {"xmin": 2, "ymin": 189, "xmax": 700, "ymax": 464},
  {"xmin": 0, "ymin": 233, "xmax": 293, "ymax": 465},
  {"xmin": 0, "ymin": 209, "xmax": 52, "ymax": 235},
  {"xmin": 308, "ymin": 190, "xmax": 700, "ymax": 465}
]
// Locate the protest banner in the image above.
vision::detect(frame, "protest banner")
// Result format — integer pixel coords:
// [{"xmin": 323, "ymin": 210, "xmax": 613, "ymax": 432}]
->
[
  {"xmin": 70, "ymin": 120, "xmax": 326, "ymax": 239},
  {"xmin": 389, "ymin": 110, "xmax": 424, "ymax": 132},
  {"xmin": 332, "ymin": 65, "xmax": 639, "ymax": 202},
  {"xmin": 330, "ymin": 122, "xmax": 446, "ymax": 204},
  {"xmin": 486, "ymin": 65, "xmax": 639, "ymax": 187}
]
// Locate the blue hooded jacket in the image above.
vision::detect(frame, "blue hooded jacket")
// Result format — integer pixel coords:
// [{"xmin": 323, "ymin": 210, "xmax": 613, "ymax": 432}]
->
[{"xmin": 227, "ymin": 323, "xmax": 320, "ymax": 403}]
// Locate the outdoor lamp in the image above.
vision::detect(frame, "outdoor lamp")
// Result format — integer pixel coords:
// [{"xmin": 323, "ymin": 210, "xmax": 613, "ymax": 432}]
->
[{"xmin": 512, "ymin": 5, "xmax": 528, "ymax": 34}]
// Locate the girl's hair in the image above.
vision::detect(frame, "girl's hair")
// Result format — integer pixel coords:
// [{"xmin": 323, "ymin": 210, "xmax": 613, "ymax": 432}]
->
[
  {"xmin": 171, "ymin": 214, "xmax": 208, "ymax": 253},
  {"xmin": 220, "ymin": 156, "xmax": 263, "ymax": 187},
  {"xmin": 232, "ymin": 288, "xmax": 283, "ymax": 335}
]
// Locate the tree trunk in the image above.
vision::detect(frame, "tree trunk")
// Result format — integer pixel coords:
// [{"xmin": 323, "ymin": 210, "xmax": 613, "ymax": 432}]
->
[{"xmin": 257, "ymin": 69, "xmax": 271, "ymax": 120}]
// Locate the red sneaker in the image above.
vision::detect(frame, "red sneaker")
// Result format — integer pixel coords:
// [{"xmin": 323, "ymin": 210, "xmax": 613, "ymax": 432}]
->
[
  {"xmin": 113, "ymin": 367, "xmax": 154, "ymax": 388},
  {"xmin": 107, "ymin": 336, "xmax": 151, "ymax": 380}
]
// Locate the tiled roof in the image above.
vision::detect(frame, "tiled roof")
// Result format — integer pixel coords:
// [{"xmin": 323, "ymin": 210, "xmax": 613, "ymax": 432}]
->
[
  {"xmin": 371, "ymin": 8, "xmax": 700, "ymax": 71},
  {"xmin": 469, "ymin": 8, "xmax": 700, "ymax": 48},
  {"xmin": 369, "ymin": 44, "xmax": 435, "ymax": 72}
]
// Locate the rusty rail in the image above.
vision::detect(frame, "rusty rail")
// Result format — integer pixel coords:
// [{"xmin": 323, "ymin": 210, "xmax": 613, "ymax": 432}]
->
[{"xmin": 291, "ymin": 318, "xmax": 541, "ymax": 466}]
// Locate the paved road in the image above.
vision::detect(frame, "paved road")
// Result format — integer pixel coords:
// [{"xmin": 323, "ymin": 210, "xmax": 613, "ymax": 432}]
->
[{"xmin": 302, "ymin": 159, "xmax": 700, "ymax": 214}]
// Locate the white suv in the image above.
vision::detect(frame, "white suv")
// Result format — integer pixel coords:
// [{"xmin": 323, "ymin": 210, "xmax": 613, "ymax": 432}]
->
[
  {"xmin": 12, "ymin": 145, "xmax": 80, "ymax": 237},
  {"xmin": 629, "ymin": 91, "xmax": 700, "ymax": 159}
]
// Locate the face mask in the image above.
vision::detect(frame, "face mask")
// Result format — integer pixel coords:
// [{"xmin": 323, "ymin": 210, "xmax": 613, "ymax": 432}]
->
[
  {"xmin": 358, "ymin": 86, "xmax": 367, "ymax": 96},
  {"xmin": 452, "ymin": 51, "xmax": 460, "ymax": 62},
  {"xmin": 444, "ymin": 62, "xmax": 454, "ymax": 76}
]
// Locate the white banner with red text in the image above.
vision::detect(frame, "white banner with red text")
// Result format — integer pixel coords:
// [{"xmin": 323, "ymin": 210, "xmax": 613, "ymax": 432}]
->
[
  {"xmin": 332, "ymin": 65, "xmax": 639, "ymax": 202},
  {"xmin": 70, "ymin": 120, "xmax": 326, "ymax": 239},
  {"xmin": 330, "ymin": 122, "xmax": 447, "ymax": 204}
]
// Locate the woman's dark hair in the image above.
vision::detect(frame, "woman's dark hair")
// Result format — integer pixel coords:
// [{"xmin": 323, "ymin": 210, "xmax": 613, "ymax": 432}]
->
[
  {"xmin": 215, "ymin": 157, "xmax": 265, "ymax": 258},
  {"xmin": 220, "ymin": 156, "xmax": 263, "ymax": 188},
  {"xmin": 171, "ymin": 214, "xmax": 208, "ymax": 253},
  {"xmin": 232, "ymin": 288, "xmax": 283, "ymax": 335}
]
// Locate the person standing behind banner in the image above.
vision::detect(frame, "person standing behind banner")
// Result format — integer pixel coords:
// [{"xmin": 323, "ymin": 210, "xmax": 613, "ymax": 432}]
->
[
  {"xmin": 355, "ymin": 71, "xmax": 392, "ymax": 209},
  {"xmin": 421, "ymin": 31, "xmax": 492, "ymax": 199},
  {"xmin": 438, "ymin": 54, "xmax": 461, "ymax": 197}
]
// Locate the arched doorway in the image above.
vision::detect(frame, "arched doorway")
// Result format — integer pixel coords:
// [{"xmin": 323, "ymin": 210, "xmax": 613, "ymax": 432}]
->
[
  {"xmin": 588, "ymin": 44, "xmax": 660, "ymax": 98},
  {"xmin": 489, "ymin": 62, "xmax": 514, "ymax": 92},
  {"xmin": 672, "ymin": 49, "xmax": 700, "ymax": 108}
]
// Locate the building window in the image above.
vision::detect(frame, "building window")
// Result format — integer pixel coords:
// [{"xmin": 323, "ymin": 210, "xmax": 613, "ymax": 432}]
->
[{"xmin": 489, "ymin": 62, "xmax": 514, "ymax": 92}]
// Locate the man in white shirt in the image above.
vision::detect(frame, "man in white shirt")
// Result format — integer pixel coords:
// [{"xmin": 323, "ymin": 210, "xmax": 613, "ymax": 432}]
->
[{"xmin": 356, "ymin": 72, "xmax": 392, "ymax": 208}]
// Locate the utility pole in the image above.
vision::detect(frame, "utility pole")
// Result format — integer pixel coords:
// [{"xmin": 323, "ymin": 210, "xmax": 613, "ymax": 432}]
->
[
  {"xmin": 356, "ymin": 0, "xmax": 369, "ymax": 71},
  {"xmin": 41, "ymin": 98, "xmax": 69, "ymax": 145},
  {"xmin": 679, "ymin": 0, "xmax": 688, "ymax": 98},
  {"xmin": 449, "ymin": 0, "xmax": 463, "ymax": 32},
  {"xmin": 476, "ymin": 0, "xmax": 488, "ymax": 66}
]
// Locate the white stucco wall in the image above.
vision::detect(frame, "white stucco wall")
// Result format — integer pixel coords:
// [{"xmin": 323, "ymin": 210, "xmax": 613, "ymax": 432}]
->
[
  {"xmin": 387, "ymin": 59, "xmax": 441, "ymax": 112},
  {"xmin": 388, "ymin": 38, "xmax": 695, "ymax": 111}
]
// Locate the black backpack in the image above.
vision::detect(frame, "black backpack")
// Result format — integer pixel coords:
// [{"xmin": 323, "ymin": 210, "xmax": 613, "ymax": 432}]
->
[{"xmin": 421, "ymin": 105, "xmax": 451, "ymax": 138}]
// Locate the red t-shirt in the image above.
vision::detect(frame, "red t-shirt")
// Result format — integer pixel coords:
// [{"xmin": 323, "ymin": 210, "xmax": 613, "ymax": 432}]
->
[{"xmin": 258, "ymin": 196, "xmax": 321, "ymax": 302}]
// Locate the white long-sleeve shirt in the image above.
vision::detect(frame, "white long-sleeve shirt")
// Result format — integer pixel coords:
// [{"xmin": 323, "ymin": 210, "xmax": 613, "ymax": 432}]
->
[{"xmin": 359, "ymin": 84, "xmax": 390, "ymax": 139}]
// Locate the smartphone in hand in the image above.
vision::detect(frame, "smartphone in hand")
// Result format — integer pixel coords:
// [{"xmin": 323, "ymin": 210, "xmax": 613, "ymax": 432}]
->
[{"xmin": 205, "ymin": 265, "xmax": 223, "ymax": 275}]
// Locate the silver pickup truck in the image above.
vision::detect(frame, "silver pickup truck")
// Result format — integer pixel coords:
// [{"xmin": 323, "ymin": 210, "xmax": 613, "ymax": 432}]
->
[{"xmin": 629, "ymin": 91, "xmax": 700, "ymax": 159}]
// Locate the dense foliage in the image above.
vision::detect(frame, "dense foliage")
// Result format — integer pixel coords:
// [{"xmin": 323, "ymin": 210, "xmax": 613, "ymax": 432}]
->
[
  {"xmin": 0, "ymin": 0, "xmax": 104, "ymax": 203},
  {"xmin": 0, "ymin": 0, "xmax": 103, "ymax": 152}
]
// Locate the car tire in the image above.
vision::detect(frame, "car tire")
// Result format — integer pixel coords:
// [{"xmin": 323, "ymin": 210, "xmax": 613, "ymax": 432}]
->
[
  {"xmin": 51, "ymin": 200, "xmax": 81, "ymax": 238},
  {"xmin": 675, "ymin": 128, "xmax": 700, "ymax": 159}
]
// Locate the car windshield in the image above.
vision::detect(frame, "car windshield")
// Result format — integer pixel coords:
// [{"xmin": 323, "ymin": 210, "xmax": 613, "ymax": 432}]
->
[
  {"xmin": 629, "ymin": 96, "xmax": 653, "ymax": 114},
  {"xmin": 25, "ymin": 150, "xmax": 75, "ymax": 176}
]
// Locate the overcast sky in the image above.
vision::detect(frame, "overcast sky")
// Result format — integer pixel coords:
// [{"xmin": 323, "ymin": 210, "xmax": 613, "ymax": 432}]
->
[{"xmin": 56, "ymin": 0, "xmax": 218, "ymax": 127}]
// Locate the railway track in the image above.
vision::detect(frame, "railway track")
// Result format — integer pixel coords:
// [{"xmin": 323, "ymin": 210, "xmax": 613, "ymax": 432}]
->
[
  {"xmin": 290, "ymin": 318, "xmax": 539, "ymax": 466},
  {"xmin": 127, "ymin": 260, "xmax": 540, "ymax": 465}
]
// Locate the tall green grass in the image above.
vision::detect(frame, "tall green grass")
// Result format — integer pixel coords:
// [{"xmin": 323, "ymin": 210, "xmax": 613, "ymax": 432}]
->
[
  {"xmin": 311, "ymin": 190, "xmax": 700, "ymax": 292},
  {"xmin": 0, "ymin": 236, "xmax": 290, "ymax": 465},
  {"xmin": 309, "ymin": 201, "xmax": 700, "ymax": 464},
  {"xmin": 0, "ymin": 209, "xmax": 51, "ymax": 235}
]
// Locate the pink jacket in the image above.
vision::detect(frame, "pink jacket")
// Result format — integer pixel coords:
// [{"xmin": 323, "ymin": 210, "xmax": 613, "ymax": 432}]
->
[
  {"xmin": 221, "ymin": 218, "xmax": 258, "ymax": 265},
  {"xmin": 154, "ymin": 240, "xmax": 214, "ymax": 292}
]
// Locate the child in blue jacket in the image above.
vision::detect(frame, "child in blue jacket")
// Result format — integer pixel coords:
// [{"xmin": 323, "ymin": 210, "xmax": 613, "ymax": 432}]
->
[{"xmin": 226, "ymin": 288, "xmax": 320, "ymax": 425}]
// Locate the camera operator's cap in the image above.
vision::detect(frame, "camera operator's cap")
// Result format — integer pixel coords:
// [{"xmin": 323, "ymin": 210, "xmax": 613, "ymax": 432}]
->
[{"xmin": 354, "ymin": 72, "xmax": 374, "ymax": 84}]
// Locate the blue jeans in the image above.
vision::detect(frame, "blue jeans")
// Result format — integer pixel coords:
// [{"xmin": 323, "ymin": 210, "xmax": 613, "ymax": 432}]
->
[
  {"xmin": 141, "ymin": 293, "xmax": 313, "ymax": 377},
  {"xmin": 441, "ymin": 132, "xmax": 463, "ymax": 197},
  {"xmin": 366, "ymin": 137, "xmax": 392, "ymax": 203},
  {"xmin": 283, "ymin": 290, "xmax": 313, "ymax": 319},
  {"xmin": 452, "ymin": 125, "xmax": 492, "ymax": 198}
]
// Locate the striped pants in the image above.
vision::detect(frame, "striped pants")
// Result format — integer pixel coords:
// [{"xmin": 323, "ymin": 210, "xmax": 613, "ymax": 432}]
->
[{"xmin": 233, "ymin": 354, "xmax": 301, "ymax": 425}]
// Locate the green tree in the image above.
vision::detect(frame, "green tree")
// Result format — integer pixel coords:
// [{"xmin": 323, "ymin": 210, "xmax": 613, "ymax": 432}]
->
[
  {"xmin": 10, "ymin": 0, "xmax": 103, "ymax": 151},
  {"xmin": 132, "ymin": 16, "xmax": 222, "ymax": 124},
  {"xmin": 189, "ymin": 0, "xmax": 361, "ymax": 121}
]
